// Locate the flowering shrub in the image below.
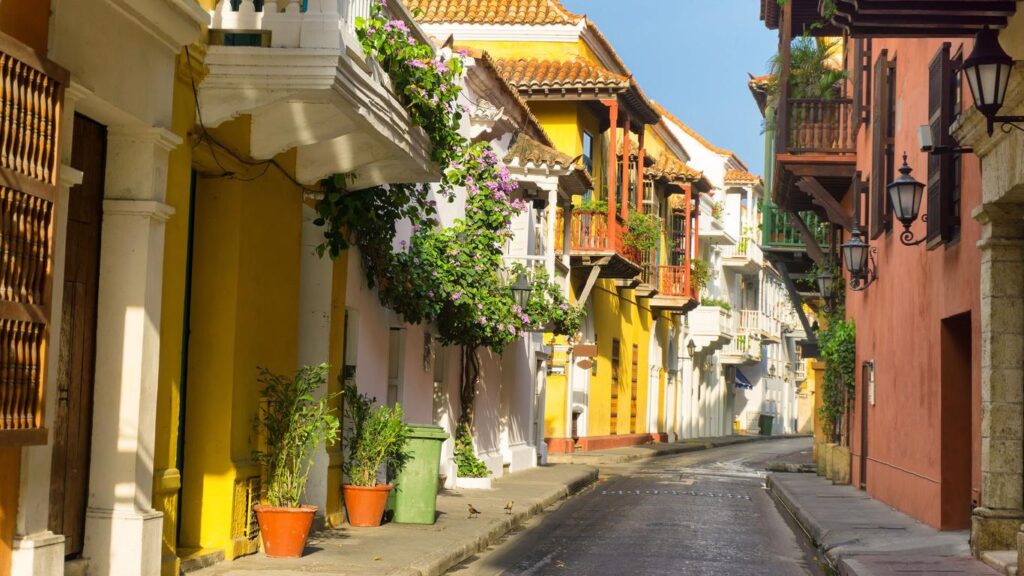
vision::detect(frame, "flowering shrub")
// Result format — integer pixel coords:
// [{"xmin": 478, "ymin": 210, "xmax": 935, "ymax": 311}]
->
[
  {"xmin": 313, "ymin": 0, "xmax": 585, "ymax": 441},
  {"xmin": 623, "ymin": 212, "xmax": 661, "ymax": 252}
]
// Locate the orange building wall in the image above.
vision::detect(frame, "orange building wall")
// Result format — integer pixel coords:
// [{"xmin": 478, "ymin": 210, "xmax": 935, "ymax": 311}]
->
[{"xmin": 844, "ymin": 37, "xmax": 982, "ymax": 530}]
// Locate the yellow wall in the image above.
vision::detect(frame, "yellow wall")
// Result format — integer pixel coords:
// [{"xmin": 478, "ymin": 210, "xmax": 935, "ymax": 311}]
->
[{"xmin": 462, "ymin": 39, "xmax": 603, "ymax": 66}]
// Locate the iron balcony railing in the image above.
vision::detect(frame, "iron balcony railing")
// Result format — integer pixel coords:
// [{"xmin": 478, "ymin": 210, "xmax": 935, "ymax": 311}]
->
[{"xmin": 761, "ymin": 201, "xmax": 829, "ymax": 249}]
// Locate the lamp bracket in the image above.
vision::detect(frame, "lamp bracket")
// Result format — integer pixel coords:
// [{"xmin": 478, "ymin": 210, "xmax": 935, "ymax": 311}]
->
[
  {"xmin": 849, "ymin": 247, "xmax": 879, "ymax": 292},
  {"xmin": 988, "ymin": 116, "xmax": 1024, "ymax": 136},
  {"xmin": 928, "ymin": 145, "xmax": 973, "ymax": 156}
]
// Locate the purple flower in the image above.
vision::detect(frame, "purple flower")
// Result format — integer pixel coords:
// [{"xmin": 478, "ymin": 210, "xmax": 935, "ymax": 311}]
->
[
  {"xmin": 408, "ymin": 59, "xmax": 427, "ymax": 69},
  {"xmin": 477, "ymin": 303, "xmax": 484, "ymax": 310},
  {"xmin": 509, "ymin": 326, "xmax": 517, "ymax": 335},
  {"xmin": 497, "ymin": 323, "xmax": 504, "ymax": 331},
  {"xmin": 427, "ymin": 290, "xmax": 435, "ymax": 298},
  {"xmin": 456, "ymin": 48, "xmax": 469, "ymax": 56},
  {"xmin": 400, "ymin": 240, "xmax": 407, "ymax": 248},
  {"xmin": 451, "ymin": 291, "xmax": 462, "ymax": 301},
  {"xmin": 388, "ymin": 19, "xmax": 408, "ymax": 32},
  {"xmin": 560, "ymin": 303, "xmax": 569, "ymax": 311}
]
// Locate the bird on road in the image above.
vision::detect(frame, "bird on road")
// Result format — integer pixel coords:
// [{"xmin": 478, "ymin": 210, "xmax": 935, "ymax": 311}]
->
[
  {"xmin": 467, "ymin": 504, "xmax": 481, "ymax": 518},
  {"xmin": 504, "ymin": 500, "xmax": 514, "ymax": 515}
]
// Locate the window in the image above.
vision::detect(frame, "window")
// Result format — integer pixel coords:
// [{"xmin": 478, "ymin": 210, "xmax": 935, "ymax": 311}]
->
[
  {"xmin": 610, "ymin": 338, "xmax": 620, "ymax": 434},
  {"xmin": 851, "ymin": 38, "xmax": 873, "ymax": 126},
  {"xmin": 926, "ymin": 42, "xmax": 960, "ymax": 248},
  {"xmin": 581, "ymin": 130, "xmax": 594, "ymax": 174}
]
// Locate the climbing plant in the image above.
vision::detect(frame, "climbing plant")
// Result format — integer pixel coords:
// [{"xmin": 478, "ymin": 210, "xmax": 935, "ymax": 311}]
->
[
  {"xmin": 817, "ymin": 285, "xmax": 855, "ymax": 442},
  {"xmin": 623, "ymin": 212, "xmax": 661, "ymax": 252},
  {"xmin": 312, "ymin": 0, "xmax": 584, "ymax": 461}
]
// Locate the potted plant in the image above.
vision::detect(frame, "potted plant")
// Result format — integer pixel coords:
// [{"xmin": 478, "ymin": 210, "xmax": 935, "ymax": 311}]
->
[
  {"xmin": 253, "ymin": 364, "xmax": 340, "ymax": 558},
  {"xmin": 453, "ymin": 425, "xmax": 492, "ymax": 489},
  {"xmin": 340, "ymin": 381, "xmax": 410, "ymax": 526}
]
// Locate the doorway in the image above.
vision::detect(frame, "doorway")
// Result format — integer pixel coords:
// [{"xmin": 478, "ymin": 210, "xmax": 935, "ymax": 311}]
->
[
  {"xmin": 940, "ymin": 312, "xmax": 972, "ymax": 529},
  {"xmin": 48, "ymin": 114, "xmax": 106, "ymax": 557}
]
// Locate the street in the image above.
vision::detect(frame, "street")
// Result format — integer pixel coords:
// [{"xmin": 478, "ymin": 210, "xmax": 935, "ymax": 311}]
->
[{"xmin": 449, "ymin": 438, "xmax": 825, "ymax": 576}]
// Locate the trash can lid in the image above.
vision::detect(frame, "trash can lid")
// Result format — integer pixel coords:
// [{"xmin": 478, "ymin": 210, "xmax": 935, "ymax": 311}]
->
[{"xmin": 406, "ymin": 424, "xmax": 449, "ymax": 440}]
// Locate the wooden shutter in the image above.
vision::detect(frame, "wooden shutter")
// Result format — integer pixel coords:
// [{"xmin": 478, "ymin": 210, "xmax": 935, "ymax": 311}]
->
[
  {"xmin": 869, "ymin": 50, "xmax": 889, "ymax": 239},
  {"xmin": 926, "ymin": 43, "xmax": 954, "ymax": 250},
  {"xmin": 610, "ymin": 339, "xmax": 620, "ymax": 435},
  {"xmin": 0, "ymin": 32, "xmax": 66, "ymax": 446},
  {"xmin": 852, "ymin": 39, "xmax": 863, "ymax": 125}
]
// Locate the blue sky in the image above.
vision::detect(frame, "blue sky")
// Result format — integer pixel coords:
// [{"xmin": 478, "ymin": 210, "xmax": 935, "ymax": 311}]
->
[{"xmin": 560, "ymin": 0, "xmax": 777, "ymax": 176}]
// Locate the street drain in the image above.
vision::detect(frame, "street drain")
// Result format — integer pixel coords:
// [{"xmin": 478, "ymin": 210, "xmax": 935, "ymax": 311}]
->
[{"xmin": 599, "ymin": 489, "xmax": 751, "ymax": 500}]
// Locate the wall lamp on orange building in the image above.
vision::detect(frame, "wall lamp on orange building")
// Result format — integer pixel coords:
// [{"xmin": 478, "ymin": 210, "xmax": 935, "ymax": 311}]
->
[
  {"xmin": 842, "ymin": 226, "xmax": 878, "ymax": 292},
  {"xmin": 887, "ymin": 153, "xmax": 927, "ymax": 247},
  {"xmin": 963, "ymin": 26, "xmax": 1024, "ymax": 136}
]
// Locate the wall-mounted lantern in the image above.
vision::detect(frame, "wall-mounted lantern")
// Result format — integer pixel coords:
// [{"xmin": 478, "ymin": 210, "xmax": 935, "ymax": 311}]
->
[
  {"xmin": 962, "ymin": 26, "xmax": 1023, "ymax": 136},
  {"xmin": 842, "ymin": 226, "xmax": 878, "ymax": 292},
  {"xmin": 887, "ymin": 153, "xmax": 927, "ymax": 246},
  {"xmin": 510, "ymin": 272, "xmax": 532, "ymax": 309}
]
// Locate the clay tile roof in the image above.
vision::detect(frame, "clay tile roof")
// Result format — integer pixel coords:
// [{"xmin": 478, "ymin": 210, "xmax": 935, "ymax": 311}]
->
[
  {"xmin": 504, "ymin": 133, "xmax": 575, "ymax": 168},
  {"xmin": 650, "ymin": 152, "xmax": 701, "ymax": 183},
  {"xmin": 724, "ymin": 168, "xmax": 761, "ymax": 185},
  {"xmin": 406, "ymin": 0, "xmax": 584, "ymax": 25},
  {"xmin": 653, "ymin": 102, "xmax": 734, "ymax": 157},
  {"xmin": 494, "ymin": 57, "xmax": 630, "ymax": 92}
]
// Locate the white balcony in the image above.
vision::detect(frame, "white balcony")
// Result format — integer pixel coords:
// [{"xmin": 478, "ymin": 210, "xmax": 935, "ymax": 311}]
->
[
  {"xmin": 720, "ymin": 333, "xmax": 761, "ymax": 365},
  {"xmin": 719, "ymin": 238, "xmax": 763, "ymax": 274},
  {"xmin": 200, "ymin": 0, "xmax": 436, "ymax": 188},
  {"xmin": 737, "ymin": 309, "xmax": 782, "ymax": 342},
  {"xmin": 688, "ymin": 306, "xmax": 734, "ymax": 353},
  {"xmin": 697, "ymin": 212, "xmax": 737, "ymax": 246}
]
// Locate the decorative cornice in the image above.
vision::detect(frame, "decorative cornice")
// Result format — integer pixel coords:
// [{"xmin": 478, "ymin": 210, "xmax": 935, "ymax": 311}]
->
[
  {"xmin": 104, "ymin": 0, "xmax": 209, "ymax": 54},
  {"xmin": 107, "ymin": 126, "xmax": 183, "ymax": 152},
  {"xmin": 103, "ymin": 199, "xmax": 176, "ymax": 222}
]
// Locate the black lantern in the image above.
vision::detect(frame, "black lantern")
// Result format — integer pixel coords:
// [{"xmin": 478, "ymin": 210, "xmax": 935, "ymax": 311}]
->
[
  {"xmin": 816, "ymin": 268, "xmax": 835, "ymax": 299},
  {"xmin": 841, "ymin": 227, "xmax": 878, "ymax": 291},
  {"xmin": 511, "ymin": 272, "xmax": 532, "ymax": 309},
  {"xmin": 887, "ymin": 153, "xmax": 927, "ymax": 246},
  {"xmin": 963, "ymin": 26, "xmax": 1022, "ymax": 136},
  {"xmin": 687, "ymin": 339, "xmax": 696, "ymax": 358}
]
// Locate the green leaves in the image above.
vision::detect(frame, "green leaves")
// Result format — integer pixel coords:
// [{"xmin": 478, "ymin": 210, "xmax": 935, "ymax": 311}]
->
[
  {"xmin": 454, "ymin": 425, "xmax": 490, "ymax": 478},
  {"xmin": 340, "ymin": 381, "xmax": 411, "ymax": 487},
  {"xmin": 818, "ymin": 288, "xmax": 855, "ymax": 440},
  {"xmin": 623, "ymin": 212, "xmax": 661, "ymax": 252},
  {"xmin": 254, "ymin": 364, "xmax": 340, "ymax": 508}
]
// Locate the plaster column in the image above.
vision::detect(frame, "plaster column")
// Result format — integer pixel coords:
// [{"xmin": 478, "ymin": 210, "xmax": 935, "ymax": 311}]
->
[
  {"xmin": 297, "ymin": 204, "xmax": 335, "ymax": 519},
  {"xmin": 82, "ymin": 126, "xmax": 180, "ymax": 576}
]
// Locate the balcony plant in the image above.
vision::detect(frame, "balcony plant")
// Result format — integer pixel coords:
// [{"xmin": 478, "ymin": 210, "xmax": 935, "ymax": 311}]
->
[
  {"xmin": 623, "ymin": 212, "xmax": 660, "ymax": 252},
  {"xmin": 253, "ymin": 364, "xmax": 340, "ymax": 557},
  {"xmin": 691, "ymin": 258, "xmax": 710, "ymax": 294},
  {"xmin": 579, "ymin": 198, "xmax": 608, "ymax": 213},
  {"xmin": 340, "ymin": 381, "xmax": 410, "ymax": 527},
  {"xmin": 700, "ymin": 297, "xmax": 731, "ymax": 311},
  {"xmin": 709, "ymin": 200, "xmax": 725, "ymax": 222}
]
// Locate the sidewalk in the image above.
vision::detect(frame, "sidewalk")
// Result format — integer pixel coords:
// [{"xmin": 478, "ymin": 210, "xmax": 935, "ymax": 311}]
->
[
  {"xmin": 191, "ymin": 464, "xmax": 597, "ymax": 576},
  {"xmin": 768, "ymin": 472, "xmax": 1000, "ymax": 576},
  {"xmin": 547, "ymin": 433, "xmax": 808, "ymax": 466}
]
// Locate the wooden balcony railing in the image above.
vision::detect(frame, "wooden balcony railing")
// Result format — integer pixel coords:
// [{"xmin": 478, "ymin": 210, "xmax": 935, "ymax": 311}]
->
[
  {"xmin": 783, "ymin": 98, "xmax": 855, "ymax": 154},
  {"xmin": 647, "ymin": 265, "xmax": 698, "ymax": 300},
  {"xmin": 0, "ymin": 33, "xmax": 67, "ymax": 446},
  {"xmin": 555, "ymin": 209, "xmax": 639, "ymax": 265}
]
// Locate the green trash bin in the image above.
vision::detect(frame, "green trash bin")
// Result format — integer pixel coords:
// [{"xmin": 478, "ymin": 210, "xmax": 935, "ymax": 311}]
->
[
  {"xmin": 393, "ymin": 424, "xmax": 448, "ymax": 524},
  {"xmin": 758, "ymin": 414, "xmax": 775, "ymax": 436}
]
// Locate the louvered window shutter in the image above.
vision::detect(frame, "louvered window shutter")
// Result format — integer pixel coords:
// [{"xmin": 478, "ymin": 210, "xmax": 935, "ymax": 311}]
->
[
  {"xmin": 852, "ymin": 39, "xmax": 863, "ymax": 126},
  {"xmin": 869, "ymin": 50, "xmax": 889, "ymax": 239},
  {"xmin": 0, "ymin": 33, "xmax": 66, "ymax": 446},
  {"xmin": 926, "ymin": 43, "xmax": 953, "ymax": 249}
]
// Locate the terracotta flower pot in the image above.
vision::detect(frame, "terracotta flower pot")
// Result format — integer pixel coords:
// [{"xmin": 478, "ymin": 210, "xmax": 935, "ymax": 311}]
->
[
  {"xmin": 253, "ymin": 504, "xmax": 317, "ymax": 558},
  {"xmin": 342, "ymin": 484, "xmax": 393, "ymax": 527}
]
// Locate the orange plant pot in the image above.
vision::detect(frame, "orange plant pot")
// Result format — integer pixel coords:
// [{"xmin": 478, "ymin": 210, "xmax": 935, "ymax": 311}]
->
[
  {"xmin": 253, "ymin": 504, "xmax": 317, "ymax": 558},
  {"xmin": 342, "ymin": 484, "xmax": 393, "ymax": 527}
]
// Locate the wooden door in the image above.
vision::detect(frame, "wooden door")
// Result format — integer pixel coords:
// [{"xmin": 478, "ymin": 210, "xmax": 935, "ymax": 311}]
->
[
  {"xmin": 48, "ymin": 114, "xmax": 106, "ymax": 557},
  {"xmin": 610, "ymin": 339, "xmax": 619, "ymax": 434},
  {"xmin": 630, "ymin": 344, "xmax": 639, "ymax": 434}
]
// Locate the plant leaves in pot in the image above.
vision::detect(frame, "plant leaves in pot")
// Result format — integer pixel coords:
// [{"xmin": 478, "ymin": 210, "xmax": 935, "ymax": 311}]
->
[
  {"xmin": 253, "ymin": 364, "xmax": 340, "ymax": 558},
  {"xmin": 341, "ymin": 381, "xmax": 411, "ymax": 527}
]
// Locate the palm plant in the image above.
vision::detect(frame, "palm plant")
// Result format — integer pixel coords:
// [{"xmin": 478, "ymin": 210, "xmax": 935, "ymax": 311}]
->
[{"xmin": 766, "ymin": 36, "xmax": 847, "ymax": 106}]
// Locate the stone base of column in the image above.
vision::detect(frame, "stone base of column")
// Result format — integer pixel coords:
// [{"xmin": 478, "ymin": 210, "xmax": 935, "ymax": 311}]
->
[
  {"xmin": 1017, "ymin": 525, "xmax": 1024, "ymax": 576},
  {"xmin": 83, "ymin": 507, "xmax": 162, "ymax": 576},
  {"xmin": 11, "ymin": 531, "xmax": 65, "ymax": 576},
  {"xmin": 971, "ymin": 507, "xmax": 1024, "ymax": 554}
]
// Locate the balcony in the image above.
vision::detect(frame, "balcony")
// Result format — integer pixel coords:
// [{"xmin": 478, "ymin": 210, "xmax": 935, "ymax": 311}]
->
[
  {"xmin": 761, "ymin": 200, "xmax": 828, "ymax": 252},
  {"xmin": 720, "ymin": 238, "xmax": 763, "ymax": 274},
  {"xmin": 697, "ymin": 196, "xmax": 737, "ymax": 246},
  {"xmin": 555, "ymin": 209, "xmax": 643, "ymax": 279},
  {"xmin": 737, "ymin": 309, "xmax": 782, "ymax": 343},
  {"xmin": 647, "ymin": 265, "xmax": 700, "ymax": 314},
  {"xmin": 199, "ymin": 0, "xmax": 435, "ymax": 187},
  {"xmin": 688, "ymin": 306, "xmax": 734, "ymax": 353},
  {"xmin": 773, "ymin": 96, "xmax": 857, "ymax": 213},
  {"xmin": 721, "ymin": 334, "xmax": 761, "ymax": 366}
]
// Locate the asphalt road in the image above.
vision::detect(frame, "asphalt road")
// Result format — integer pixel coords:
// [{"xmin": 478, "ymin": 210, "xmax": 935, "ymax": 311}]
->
[{"xmin": 448, "ymin": 437, "xmax": 826, "ymax": 576}]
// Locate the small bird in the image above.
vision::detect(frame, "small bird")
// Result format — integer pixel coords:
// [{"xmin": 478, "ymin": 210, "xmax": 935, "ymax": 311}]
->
[
  {"xmin": 504, "ymin": 500, "xmax": 514, "ymax": 515},
  {"xmin": 467, "ymin": 504, "xmax": 481, "ymax": 519}
]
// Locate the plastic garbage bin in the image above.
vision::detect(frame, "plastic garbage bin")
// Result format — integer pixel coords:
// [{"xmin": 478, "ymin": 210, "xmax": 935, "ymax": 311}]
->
[
  {"xmin": 393, "ymin": 424, "xmax": 448, "ymax": 524},
  {"xmin": 757, "ymin": 414, "xmax": 774, "ymax": 436}
]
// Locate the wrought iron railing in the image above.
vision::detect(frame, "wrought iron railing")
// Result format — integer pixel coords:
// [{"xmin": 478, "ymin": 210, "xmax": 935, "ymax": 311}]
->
[{"xmin": 761, "ymin": 201, "xmax": 829, "ymax": 249}]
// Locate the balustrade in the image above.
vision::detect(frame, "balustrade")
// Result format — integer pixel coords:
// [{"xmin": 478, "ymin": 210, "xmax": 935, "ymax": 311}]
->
[{"xmin": 784, "ymin": 98, "xmax": 855, "ymax": 154}]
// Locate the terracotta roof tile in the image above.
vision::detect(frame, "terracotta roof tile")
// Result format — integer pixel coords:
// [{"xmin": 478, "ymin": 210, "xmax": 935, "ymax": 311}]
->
[
  {"xmin": 650, "ymin": 152, "xmax": 701, "ymax": 183},
  {"xmin": 494, "ymin": 57, "xmax": 630, "ymax": 92},
  {"xmin": 503, "ymin": 133, "xmax": 592, "ymax": 194},
  {"xmin": 724, "ymin": 168, "xmax": 761, "ymax": 185},
  {"xmin": 406, "ymin": 0, "xmax": 583, "ymax": 25}
]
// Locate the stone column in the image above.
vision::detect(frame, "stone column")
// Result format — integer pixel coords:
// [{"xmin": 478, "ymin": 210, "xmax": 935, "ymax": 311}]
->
[
  {"xmin": 972, "ymin": 203, "xmax": 1024, "ymax": 554},
  {"xmin": 82, "ymin": 126, "xmax": 180, "ymax": 576}
]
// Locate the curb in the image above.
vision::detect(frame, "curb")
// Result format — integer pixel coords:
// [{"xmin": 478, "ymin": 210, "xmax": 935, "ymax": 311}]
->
[
  {"xmin": 551, "ymin": 434, "xmax": 811, "ymax": 466},
  {"xmin": 402, "ymin": 466, "xmax": 600, "ymax": 576}
]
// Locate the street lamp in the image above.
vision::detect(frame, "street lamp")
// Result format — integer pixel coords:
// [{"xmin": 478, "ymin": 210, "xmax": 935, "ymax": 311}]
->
[
  {"xmin": 687, "ymin": 339, "xmax": 696, "ymax": 358},
  {"xmin": 510, "ymin": 272, "xmax": 532, "ymax": 309},
  {"xmin": 887, "ymin": 153, "xmax": 927, "ymax": 246},
  {"xmin": 841, "ymin": 226, "xmax": 878, "ymax": 292},
  {"xmin": 962, "ymin": 26, "xmax": 1023, "ymax": 136},
  {"xmin": 816, "ymin": 268, "xmax": 835, "ymax": 300}
]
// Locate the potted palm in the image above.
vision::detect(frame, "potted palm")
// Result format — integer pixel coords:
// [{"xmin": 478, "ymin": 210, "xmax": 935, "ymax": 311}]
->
[
  {"xmin": 253, "ymin": 364, "xmax": 339, "ymax": 558},
  {"xmin": 341, "ymin": 381, "xmax": 410, "ymax": 526}
]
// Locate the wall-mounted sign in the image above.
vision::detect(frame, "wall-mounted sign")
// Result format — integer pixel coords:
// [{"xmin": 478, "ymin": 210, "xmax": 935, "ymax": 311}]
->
[
  {"xmin": 576, "ymin": 358, "xmax": 593, "ymax": 370},
  {"xmin": 573, "ymin": 343, "xmax": 597, "ymax": 357}
]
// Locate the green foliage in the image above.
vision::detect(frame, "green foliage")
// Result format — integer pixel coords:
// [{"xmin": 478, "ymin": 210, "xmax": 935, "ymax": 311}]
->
[
  {"xmin": 340, "ymin": 381, "xmax": 411, "ymax": 487},
  {"xmin": 700, "ymin": 297, "xmax": 732, "ymax": 311},
  {"xmin": 767, "ymin": 36, "xmax": 847, "ymax": 104},
  {"xmin": 818, "ymin": 294, "xmax": 855, "ymax": 440},
  {"xmin": 579, "ymin": 198, "xmax": 608, "ymax": 213},
  {"xmin": 623, "ymin": 212, "xmax": 661, "ymax": 252},
  {"xmin": 254, "ymin": 364, "xmax": 340, "ymax": 508},
  {"xmin": 691, "ymin": 258, "xmax": 710, "ymax": 295},
  {"xmin": 709, "ymin": 201, "xmax": 725, "ymax": 221},
  {"xmin": 453, "ymin": 425, "xmax": 490, "ymax": 478}
]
